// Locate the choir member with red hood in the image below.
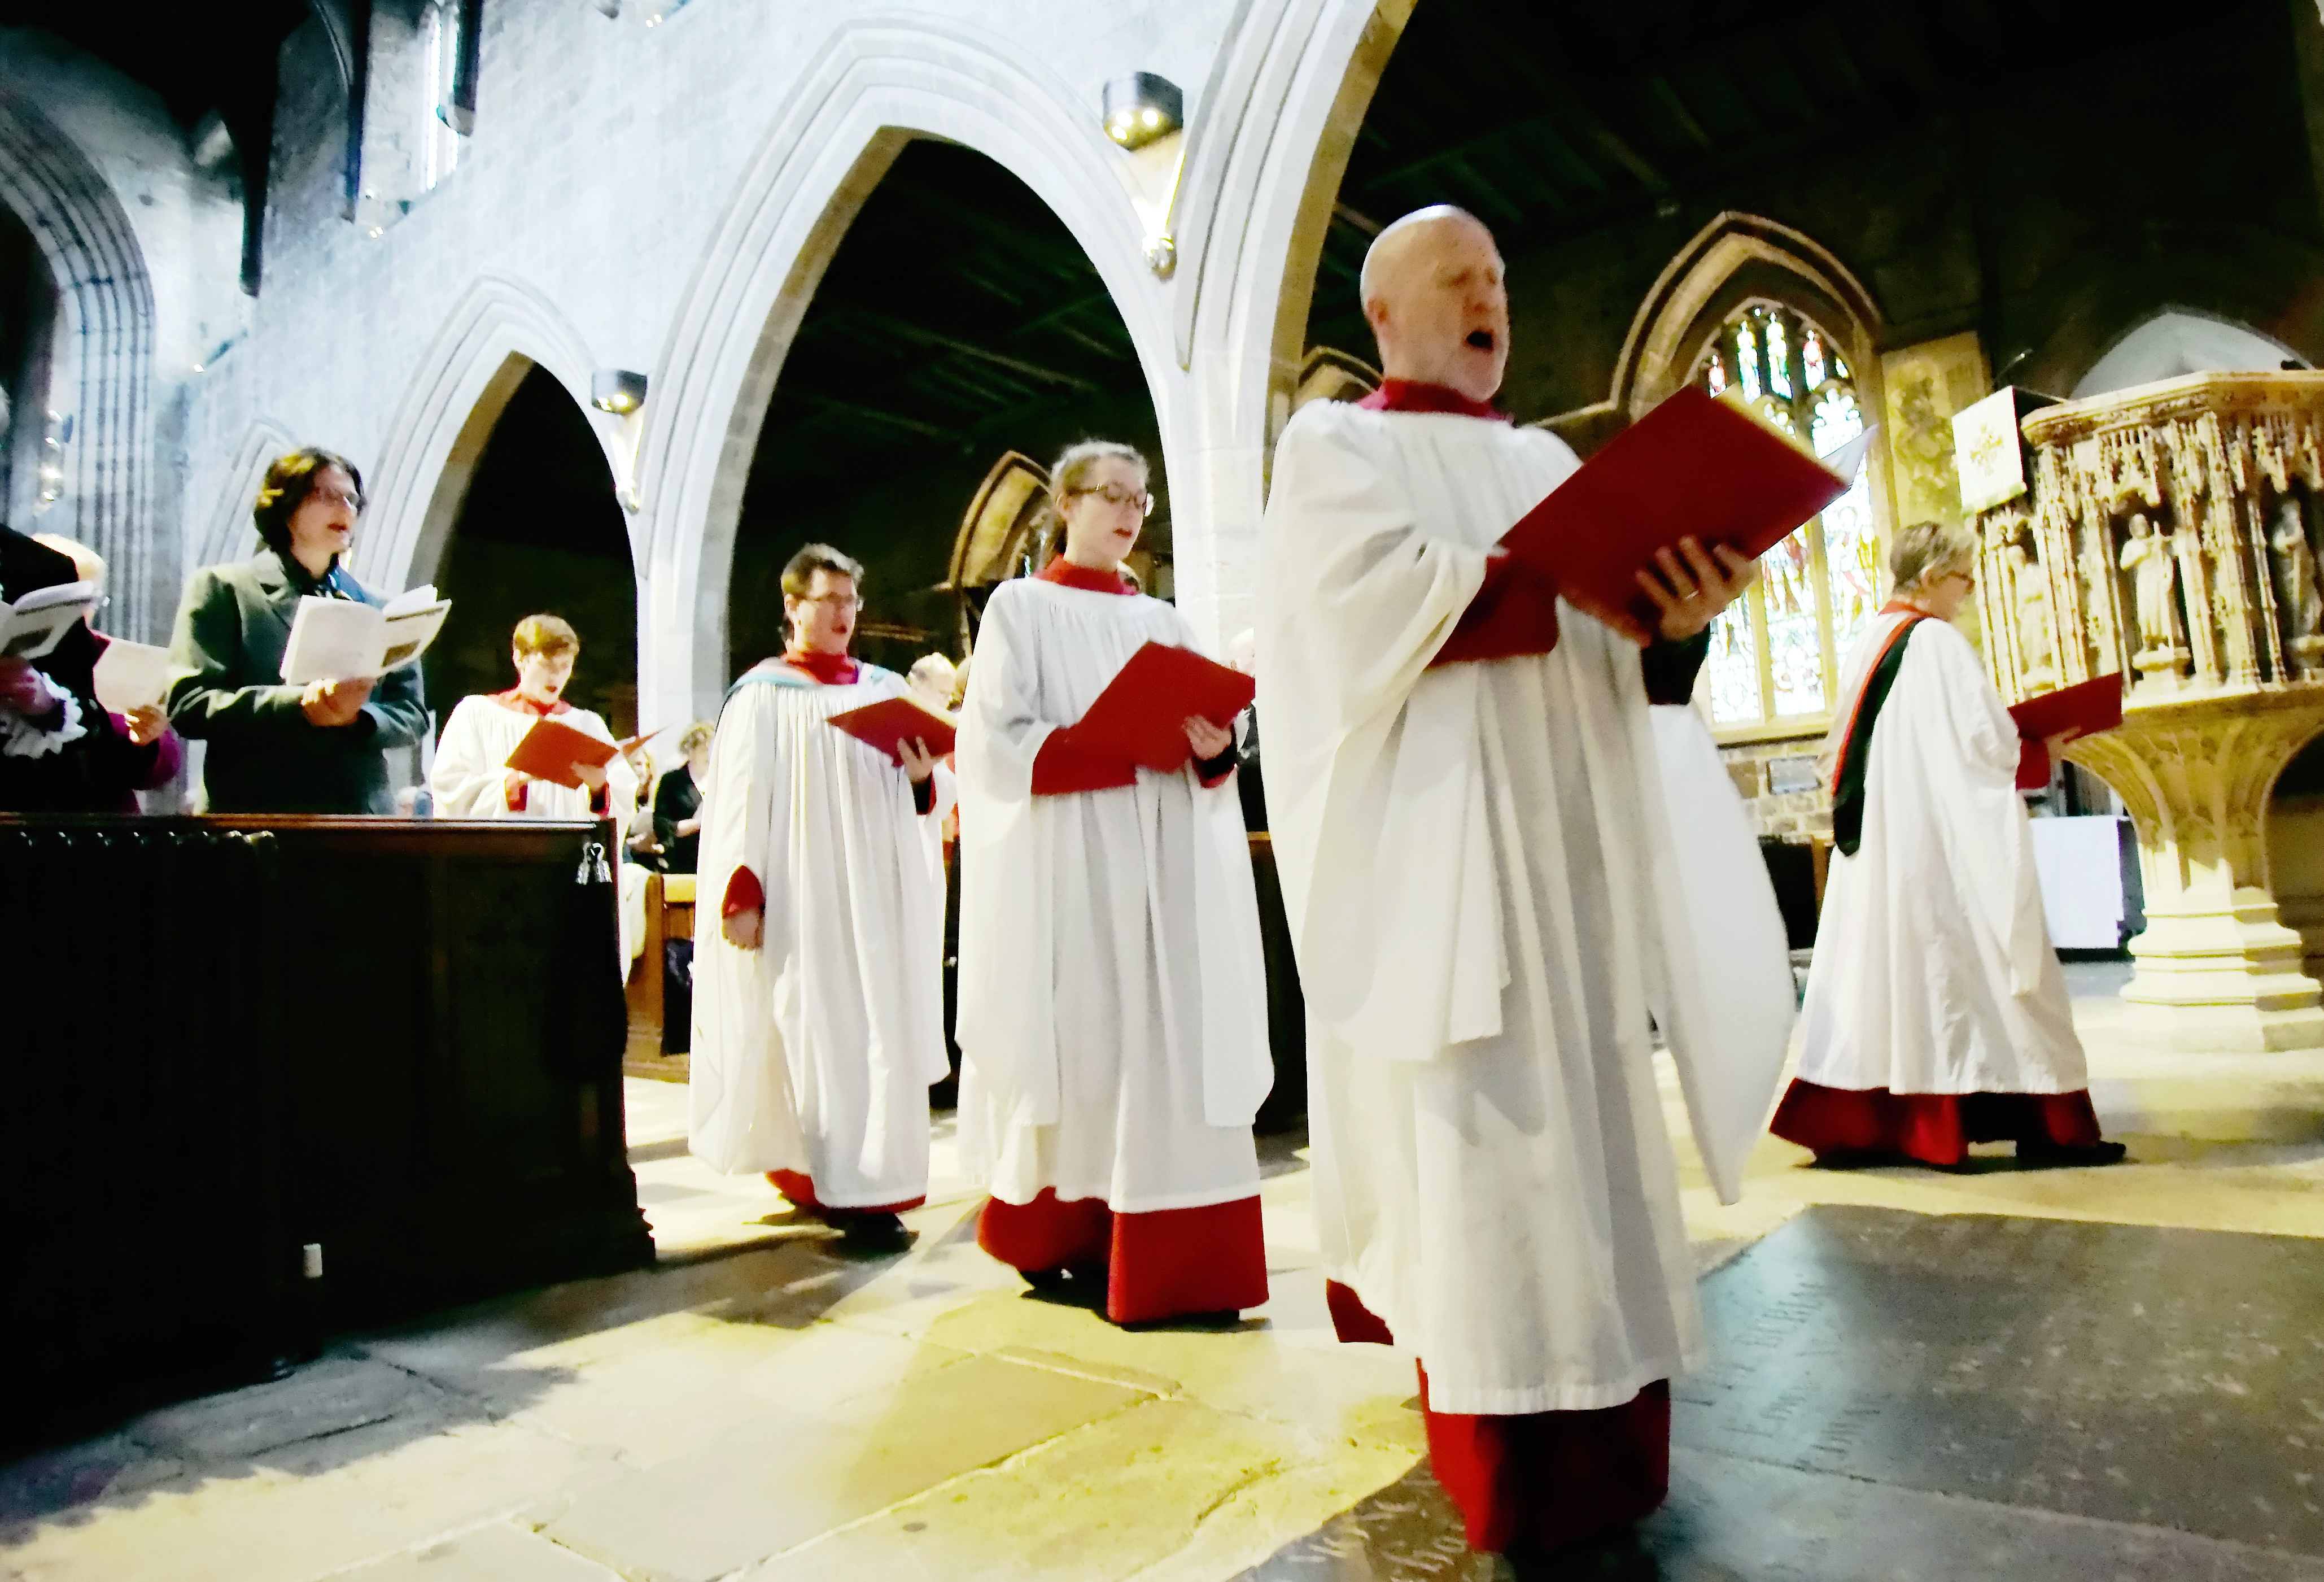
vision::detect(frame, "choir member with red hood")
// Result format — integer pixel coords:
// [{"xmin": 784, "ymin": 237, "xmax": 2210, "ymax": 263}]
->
[
  {"xmin": 954, "ymin": 440, "xmax": 1273, "ymax": 1324},
  {"xmin": 689, "ymin": 543, "xmax": 954, "ymax": 1247},
  {"xmin": 1771, "ymin": 520, "xmax": 2125, "ymax": 1169},
  {"xmin": 430, "ymin": 614, "xmax": 636, "ymax": 829},
  {"xmin": 1256, "ymin": 206, "xmax": 1793, "ymax": 1564}
]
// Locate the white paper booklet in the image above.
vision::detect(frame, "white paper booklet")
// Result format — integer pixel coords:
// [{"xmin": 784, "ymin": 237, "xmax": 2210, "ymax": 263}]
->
[
  {"xmin": 0, "ymin": 580, "xmax": 99, "ymax": 660},
  {"xmin": 91, "ymin": 638, "xmax": 171, "ymax": 713},
  {"xmin": 278, "ymin": 585, "xmax": 452, "ymax": 685}
]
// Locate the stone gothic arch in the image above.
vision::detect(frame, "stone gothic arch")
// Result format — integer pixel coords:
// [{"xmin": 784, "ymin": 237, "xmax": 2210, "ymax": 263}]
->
[
  {"xmin": 0, "ymin": 86, "xmax": 159, "ymax": 635},
  {"xmin": 199, "ymin": 418, "xmax": 298, "ymax": 567},
  {"xmin": 1591, "ymin": 211, "xmax": 1889, "ymax": 442},
  {"xmin": 630, "ymin": 18, "xmax": 1179, "ymax": 724},
  {"xmin": 357, "ymin": 273, "xmax": 625, "ymax": 597}
]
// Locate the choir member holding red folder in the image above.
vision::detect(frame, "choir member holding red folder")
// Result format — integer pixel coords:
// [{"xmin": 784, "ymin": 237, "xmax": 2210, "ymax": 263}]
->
[
  {"xmin": 954, "ymin": 440, "xmax": 1274, "ymax": 1324},
  {"xmin": 1259, "ymin": 207, "xmax": 1799, "ymax": 1566},
  {"xmin": 1772, "ymin": 521, "xmax": 2127, "ymax": 1170},
  {"xmin": 688, "ymin": 544, "xmax": 955, "ymax": 1247},
  {"xmin": 430, "ymin": 615, "xmax": 636, "ymax": 828}
]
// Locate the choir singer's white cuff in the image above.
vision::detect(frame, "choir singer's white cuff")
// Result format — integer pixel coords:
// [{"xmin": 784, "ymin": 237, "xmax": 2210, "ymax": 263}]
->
[{"xmin": 0, "ymin": 687, "xmax": 86, "ymax": 759}]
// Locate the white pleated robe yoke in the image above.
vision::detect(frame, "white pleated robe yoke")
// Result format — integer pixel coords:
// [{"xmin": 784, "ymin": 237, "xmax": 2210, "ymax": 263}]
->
[
  {"xmin": 430, "ymin": 692, "xmax": 643, "ymax": 962},
  {"xmin": 1800, "ymin": 611, "xmax": 2086, "ymax": 1095},
  {"xmin": 953, "ymin": 577, "xmax": 1273, "ymax": 1213},
  {"xmin": 688, "ymin": 661, "xmax": 954, "ymax": 1209},
  {"xmin": 1257, "ymin": 399, "xmax": 1793, "ymax": 1415}
]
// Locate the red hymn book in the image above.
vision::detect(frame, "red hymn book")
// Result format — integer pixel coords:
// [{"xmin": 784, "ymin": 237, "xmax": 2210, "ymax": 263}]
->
[
  {"xmin": 1072, "ymin": 642, "xmax": 1255, "ymax": 774},
  {"xmin": 826, "ymin": 696, "xmax": 960, "ymax": 762},
  {"xmin": 2007, "ymin": 673, "xmax": 2124, "ymax": 743},
  {"xmin": 1500, "ymin": 385, "xmax": 1876, "ymax": 634},
  {"xmin": 505, "ymin": 716, "xmax": 620, "ymax": 788}
]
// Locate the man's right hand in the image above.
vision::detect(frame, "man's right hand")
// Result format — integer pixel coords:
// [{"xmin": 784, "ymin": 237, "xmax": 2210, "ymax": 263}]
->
[
  {"xmin": 723, "ymin": 907, "xmax": 763, "ymax": 950},
  {"xmin": 0, "ymin": 656, "xmax": 57, "ymax": 717},
  {"xmin": 300, "ymin": 676, "xmax": 375, "ymax": 727}
]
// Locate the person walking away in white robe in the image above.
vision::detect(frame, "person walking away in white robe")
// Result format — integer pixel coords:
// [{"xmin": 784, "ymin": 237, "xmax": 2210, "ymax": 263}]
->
[
  {"xmin": 689, "ymin": 544, "xmax": 954, "ymax": 1248},
  {"xmin": 1259, "ymin": 206, "xmax": 1788, "ymax": 1563},
  {"xmin": 955, "ymin": 439, "xmax": 1274, "ymax": 1324},
  {"xmin": 1772, "ymin": 520, "xmax": 2126, "ymax": 1169},
  {"xmin": 430, "ymin": 613, "xmax": 640, "ymax": 963}
]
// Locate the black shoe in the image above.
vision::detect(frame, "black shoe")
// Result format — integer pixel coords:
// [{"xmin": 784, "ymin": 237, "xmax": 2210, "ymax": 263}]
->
[
  {"xmin": 831, "ymin": 1210, "xmax": 908, "ymax": 1249},
  {"xmin": 1021, "ymin": 1266, "xmax": 1072, "ymax": 1292},
  {"xmin": 2017, "ymin": 1138, "xmax": 2129, "ymax": 1167}
]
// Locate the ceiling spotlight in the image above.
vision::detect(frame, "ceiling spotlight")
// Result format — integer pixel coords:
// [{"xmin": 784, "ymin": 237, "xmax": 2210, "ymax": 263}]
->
[
  {"xmin": 591, "ymin": 369, "xmax": 649, "ymax": 415},
  {"xmin": 1101, "ymin": 73, "xmax": 1182, "ymax": 151}
]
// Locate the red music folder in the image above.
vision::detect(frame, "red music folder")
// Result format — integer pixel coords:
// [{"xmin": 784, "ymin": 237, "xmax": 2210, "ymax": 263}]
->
[
  {"xmin": 1072, "ymin": 641, "xmax": 1255, "ymax": 773},
  {"xmin": 826, "ymin": 695, "xmax": 959, "ymax": 762},
  {"xmin": 2008, "ymin": 673, "xmax": 2124, "ymax": 742},
  {"xmin": 506, "ymin": 716, "xmax": 621, "ymax": 788},
  {"xmin": 1500, "ymin": 385, "xmax": 1874, "ymax": 635}
]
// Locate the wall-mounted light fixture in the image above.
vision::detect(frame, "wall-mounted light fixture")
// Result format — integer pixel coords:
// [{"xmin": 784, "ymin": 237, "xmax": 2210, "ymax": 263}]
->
[
  {"xmin": 592, "ymin": 370, "xmax": 649, "ymax": 415},
  {"xmin": 1102, "ymin": 73, "xmax": 1182, "ymax": 152}
]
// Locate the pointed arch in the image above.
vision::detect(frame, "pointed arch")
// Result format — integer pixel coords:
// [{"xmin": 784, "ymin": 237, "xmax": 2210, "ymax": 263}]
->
[
  {"xmin": 357, "ymin": 273, "xmax": 625, "ymax": 596},
  {"xmin": 630, "ymin": 16, "xmax": 1176, "ymax": 724},
  {"xmin": 199, "ymin": 418, "xmax": 299, "ymax": 568},
  {"xmin": 0, "ymin": 86, "xmax": 158, "ymax": 635}
]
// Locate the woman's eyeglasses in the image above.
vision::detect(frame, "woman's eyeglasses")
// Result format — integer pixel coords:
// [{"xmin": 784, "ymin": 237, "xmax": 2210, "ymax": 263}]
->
[
  {"xmin": 1069, "ymin": 484, "xmax": 1155, "ymax": 518},
  {"xmin": 310, "ymin": 486, "xmax": 364, "ymax": 511}
]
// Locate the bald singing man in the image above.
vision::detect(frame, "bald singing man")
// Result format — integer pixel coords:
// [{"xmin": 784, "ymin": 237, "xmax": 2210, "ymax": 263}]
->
[{"xmin": 1257, "ymin": 206, "xmax": 1776, "ymax": 1562}]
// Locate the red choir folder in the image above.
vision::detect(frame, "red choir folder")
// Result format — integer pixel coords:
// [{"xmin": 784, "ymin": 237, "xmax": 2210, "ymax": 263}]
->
[
  {"xmin": 1500, "ymin": 385, "xmax": 1876, "ymax": 635},
  {"xmin": 2008, "ymin": 673, "xmax": 2124, "ymax": 742},
  {"xmin": 1072, "ymin": 641, "xmax": 1256, "ymax": 773},
  {"xmin": 506, "ymin": 716, "xmax": 620, "ymax": 788},
  {"xmin": 826, "ymin": 695, "xmax": 959, "ymax": 762}
]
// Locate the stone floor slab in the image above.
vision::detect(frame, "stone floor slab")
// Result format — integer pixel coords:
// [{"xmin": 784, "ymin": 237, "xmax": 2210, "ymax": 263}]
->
[
  {"xmin": 332, "ymin": 1521, "xmax": 624, "ymax": 1580},
  {"xmin": 535, "ymin": 1350, "xmax": 1153, "ymax": 1581}
]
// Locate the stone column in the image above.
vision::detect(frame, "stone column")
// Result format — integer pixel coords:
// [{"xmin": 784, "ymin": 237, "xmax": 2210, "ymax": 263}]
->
[{"xmin": 2068, "ymin": 691, "xmax": 2324, "ymax": 1052}]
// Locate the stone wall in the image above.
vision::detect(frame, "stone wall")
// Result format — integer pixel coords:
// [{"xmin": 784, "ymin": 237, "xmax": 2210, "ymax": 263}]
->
[{"xmin": 1716, "ymin": 735, "xmax": 1833, "ymax": 842}]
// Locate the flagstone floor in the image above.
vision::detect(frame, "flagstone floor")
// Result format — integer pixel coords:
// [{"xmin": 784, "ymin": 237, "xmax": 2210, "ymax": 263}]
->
[{"xmin": 5, "ymin": 966, "xmax": 2323, "ymax": 1582}]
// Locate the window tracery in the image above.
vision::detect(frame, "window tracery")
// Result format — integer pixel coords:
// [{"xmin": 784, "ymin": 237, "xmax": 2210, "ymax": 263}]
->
[{"xmin": 1689, "ymin": 300, "xmax": 1877, "ymax": 730}]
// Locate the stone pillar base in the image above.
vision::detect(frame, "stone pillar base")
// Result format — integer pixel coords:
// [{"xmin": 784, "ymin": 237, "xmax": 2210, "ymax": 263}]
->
[{"xmin": 2121, "ymin": 887, "xmax": 2324, "ymax": 1052}]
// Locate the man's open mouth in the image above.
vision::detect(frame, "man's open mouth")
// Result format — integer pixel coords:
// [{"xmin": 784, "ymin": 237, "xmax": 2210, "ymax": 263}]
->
[{"xmin": 1465, "ymin": 330, "xmax": 1495, "ymax": 351}]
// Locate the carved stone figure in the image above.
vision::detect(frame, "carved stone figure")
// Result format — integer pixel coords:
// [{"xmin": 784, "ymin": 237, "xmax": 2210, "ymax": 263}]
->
[
  {"xmin": 2269, "ymin": 498, "xmax": 2323, "ymax": 638},
  {"xmin": 2007, "ymin": 541, "xmax": 2057, "ymax": 687},
  {"xmin": 2120, "ymin": 513, "xmax": 2181, "ymax": 654}
]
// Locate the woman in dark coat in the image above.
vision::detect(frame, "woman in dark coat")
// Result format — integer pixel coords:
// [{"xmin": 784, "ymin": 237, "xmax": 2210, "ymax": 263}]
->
[{"xmin": 164, "ymin": 448, "xmax": 428, "ymax": 814}]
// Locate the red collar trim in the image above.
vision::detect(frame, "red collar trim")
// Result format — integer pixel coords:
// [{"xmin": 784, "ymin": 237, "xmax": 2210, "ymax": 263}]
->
[
  {"xmin": 1357, "ymin": 380, "xmax": 1507, "ymax": 421},
  {"xmin": 1037, "ymin": 558, "xmax": 1135, "ymax": 595},
  {"xmin": 492, "ymin": 687, "xmax": 571, "ymax": 717},
  {"xmin": 1880, "ymin": 599, "xmax": 1932, "ymax": 617},
  {"xmin": 782, "ymin": 647, "xmax": 860, "ymax": 685}
]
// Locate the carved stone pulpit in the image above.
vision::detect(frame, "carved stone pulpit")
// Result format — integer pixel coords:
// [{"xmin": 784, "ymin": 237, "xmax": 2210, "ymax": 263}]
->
[{"xmin": 1972, "ymin": 372, "xmax": 2324, "ymax": 1053}]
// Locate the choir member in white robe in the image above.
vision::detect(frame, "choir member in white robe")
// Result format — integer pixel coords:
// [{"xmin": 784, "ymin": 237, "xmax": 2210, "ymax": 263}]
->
[
  {"xmin": 1772, "ymin": 520, "xmax": 2125, "ymax": 1169},
  {"xmin": 955, "ymin": 439, "xmax": 1274, "ymax": 1325},
  {"xmin": 429, "ymin": 614, "xmax": 640, "ymax": 960},
  {"xmin": 1258, "ymin": 207, "xmax": 1784, "ymax": 1561},
  {"xmin": 689, "ymin": 544, "xmax": 954, "ymax": 1246}
]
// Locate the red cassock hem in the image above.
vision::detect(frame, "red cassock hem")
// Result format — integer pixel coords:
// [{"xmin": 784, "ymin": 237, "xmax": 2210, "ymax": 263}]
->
[
  {"xmin": 978, "ymin": 1191, "xmax": 1269, "ymax": 1323},
  {"xmin": 1322, "ymin": 1280, "xmax": 1670, "ymax": 1553},
  {"xmin": 765, "ymin": 1169, "xmax": 926, "ymax": 1215},
  {"xmin": 1768, "ymin": 1078, "xmax": 2104, "ymax": 1167}
]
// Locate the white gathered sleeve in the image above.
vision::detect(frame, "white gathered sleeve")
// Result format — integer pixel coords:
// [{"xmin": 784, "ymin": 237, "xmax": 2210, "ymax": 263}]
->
[
  {"xmin": 687, "ymin": 666, "xmax": 947, "ymax": 1206},
  {"xmin": 1257, "ymin": 400, "xmax": 1793, "ymax": 1414},
  {"xmin": 954, "ymin": 579, "xmax": 1270, "ymax": 1214},
  {"xmin": 1801, "ymin": 618, "xmax": 2086, "ymax": 1097}
]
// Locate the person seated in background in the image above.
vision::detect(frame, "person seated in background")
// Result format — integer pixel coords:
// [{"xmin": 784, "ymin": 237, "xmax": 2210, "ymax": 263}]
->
[
  {"xmin": 428, "ymin": 613, "xmax": 636, "ymax": 827},
  {"xmin": 1226, "ymin": 627, "xmax": 1265, "ymax": 833},
  {"xmin": 164, "ymin": 448, "xmax": 429, "ymax": 814},
  {"xmin": 623, "ymin": 747, "xmax": 663, "ymax": 870},
  {"xmin": 653, "ymin": 721, "xmax": 713, "ymax": 873},
  {"xmin": 0, "ymin": 525, "xmax": 176, "ymax": 812},
  {"xmin": 907, "ymin": 652, "xmax": 958, "ymax": 713}
]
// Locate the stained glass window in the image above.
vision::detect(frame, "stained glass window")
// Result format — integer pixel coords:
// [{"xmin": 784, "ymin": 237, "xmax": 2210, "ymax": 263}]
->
[{"xmin": 1685, "ymin": 301, "xmax": 1879, "ymax": 729}]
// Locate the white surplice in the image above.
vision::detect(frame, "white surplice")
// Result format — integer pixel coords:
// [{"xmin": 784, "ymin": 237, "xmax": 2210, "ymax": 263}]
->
[
  {"xmin": 431, "ymin": 693, "xmax": 641, "ymax": 961},
  {"xmin": 953, "ymin": 578, "xmax": 1272, "ymax": 1213},
  {"xmin": 1257, "ymin": 400, "xmax": 1792, "ymax": 1415},
  {"xmin": 688, "ymin": 663, "xmax": 954, "ymax": 1207},
  {"xmin": 1799, "ymin": 611, "xmax": 2086, "ymax": 1095}
]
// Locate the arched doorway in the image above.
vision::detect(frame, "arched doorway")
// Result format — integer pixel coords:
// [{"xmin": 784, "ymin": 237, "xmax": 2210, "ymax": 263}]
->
[
  {"xmin": 424, "ymin": 363, "xmax": 639, "ymax": 737},
  {"xmin": 726, "ymin": 138, "xmax": 1165, "ymax": 679},
  {"xmin": 0, "ymin": 194, "xmax": 58, "ymax": 527}
]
